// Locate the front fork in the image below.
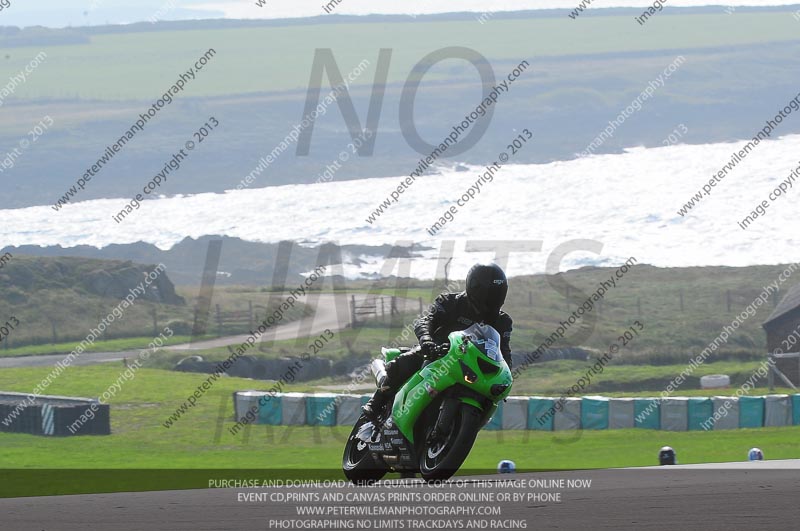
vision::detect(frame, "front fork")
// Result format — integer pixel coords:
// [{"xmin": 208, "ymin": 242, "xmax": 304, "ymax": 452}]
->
[
  {"xmin": 428, "ymin": 397, "xmax": 459, "ymax": 442},
  {"xmin": 428, "ymin": 395, "xmax": 485, "ymax": 442}
]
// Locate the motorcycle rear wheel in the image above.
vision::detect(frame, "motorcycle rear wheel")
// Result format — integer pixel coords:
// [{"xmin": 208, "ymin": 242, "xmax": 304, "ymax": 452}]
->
[{"xmin": 342, "ymin": 415, "xmax": 388, "ymax": 485}]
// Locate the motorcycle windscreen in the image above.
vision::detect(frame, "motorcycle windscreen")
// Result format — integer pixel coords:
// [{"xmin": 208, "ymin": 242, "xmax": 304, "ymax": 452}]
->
[{"xmin": 462, "ymin": 322, "xmax": 502, "ymax": 362}]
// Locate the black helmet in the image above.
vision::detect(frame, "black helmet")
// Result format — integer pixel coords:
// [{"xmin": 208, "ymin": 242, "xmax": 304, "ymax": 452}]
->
[
  {"xmin": 658, "ymin": 446, "xmax": 676, "ymax": 466},
  {"xmin": 465, "ymin": 263, "xmax": 508, "ymax": 320}
]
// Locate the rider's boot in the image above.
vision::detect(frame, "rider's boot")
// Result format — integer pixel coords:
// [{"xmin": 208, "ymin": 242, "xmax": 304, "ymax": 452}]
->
[
  {"xmin": 362, "ymin": 351, "xmax": 418, "ymax": 422},
  {"xmin": 362, "ymin": 383, "xmax": 393, "ymax": 422},
  {"xmin": 361, "ymin": 388, "xmax": 394, "ymax": 422}
]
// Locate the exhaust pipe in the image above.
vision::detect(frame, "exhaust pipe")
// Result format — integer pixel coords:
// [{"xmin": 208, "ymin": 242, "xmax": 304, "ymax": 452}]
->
[
  {"xmin": 382, "ymin": 454, "xmax": 400, "ymax": 465},
  {"xmin": 370, "ymin": 359, "xmax": 388, "ymax": 389}
]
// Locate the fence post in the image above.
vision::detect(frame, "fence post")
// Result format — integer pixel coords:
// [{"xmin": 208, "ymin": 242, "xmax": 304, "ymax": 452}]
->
[
  {"xmin": 768, "ymin": 355, "xmax": 775, "ymax": 392},
  {"xmin": 50, "ymin": 319, "xmax": 57, "ymax": 345},
  {"xmin": 381, "ymin": 297, "xmax": 385, "ymax": 321},
  {"xmin": 418, "ymin": 297, "xmax": 423, "ymax": 314},
  {"xmin": 215, "ymin": 304, "xmax": 223, "ymax": 336},
  {"xmin": 350, "ymin": 295, "xmax": 357, "ymax": 326},
  {"xmin": 679, "ymin": 290, "xmax": 684, "ymax": 312}
]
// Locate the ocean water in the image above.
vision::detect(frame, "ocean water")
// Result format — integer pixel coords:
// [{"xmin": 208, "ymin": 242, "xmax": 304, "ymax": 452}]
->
[{"xmin": 4, "ymin": 134, "xmax": 799, "ymax": 279}]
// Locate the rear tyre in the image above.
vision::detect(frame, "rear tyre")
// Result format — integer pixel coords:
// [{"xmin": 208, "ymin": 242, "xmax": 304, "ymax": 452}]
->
[
  {"xmin": 342, "ymin": 416, "xmax": 388, "ymax": 485},
  {"xmin": 419, "ymin": 404, "xmax": 482, "ymax": 482}
]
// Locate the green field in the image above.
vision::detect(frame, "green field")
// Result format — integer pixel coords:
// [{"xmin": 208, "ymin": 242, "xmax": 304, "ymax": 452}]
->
[
  {"xmin": 0, "ymin": 334, "xmax": 212, "ymax": 358},
  {"xmin": 2, "ymin": 12, "xmax": 800, "ymax": 101},
  {"xmin": 1, "ymin": 365, "xmax": 798, "ymax": 496},
  {"xmin": 157, "ymin": 336, "xmax": 786, "ymax": 396},
  {"xmin": 3, "ymin": 263, "xmax": 799, "ymax": 496}
]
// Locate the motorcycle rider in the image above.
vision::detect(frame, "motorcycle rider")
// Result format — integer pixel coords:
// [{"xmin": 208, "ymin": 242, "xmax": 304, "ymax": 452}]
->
[{"xmin": 362, "ymin": 263, "xmax": 513, "ymax": 421}]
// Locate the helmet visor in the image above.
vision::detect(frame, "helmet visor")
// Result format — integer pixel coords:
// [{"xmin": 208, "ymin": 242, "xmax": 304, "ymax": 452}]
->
[{"xmin": 484, "ymin": 282, "xmax": 508, "ymax": 315}]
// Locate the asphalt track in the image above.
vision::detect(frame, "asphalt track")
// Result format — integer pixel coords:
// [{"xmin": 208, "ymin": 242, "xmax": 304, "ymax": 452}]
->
[{"xmin": 3, "ymin": 461, "xmax": 799, "ymax": 531}]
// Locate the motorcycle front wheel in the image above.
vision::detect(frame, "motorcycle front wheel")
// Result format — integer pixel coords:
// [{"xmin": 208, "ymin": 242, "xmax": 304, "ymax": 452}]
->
[{"xmin": 419, "ymin": 404, "xmax": 482, "ymax": 482}]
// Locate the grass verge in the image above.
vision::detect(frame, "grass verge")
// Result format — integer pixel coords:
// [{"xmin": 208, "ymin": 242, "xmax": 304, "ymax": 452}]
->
[{"xmin": 0, "ymin": 365, "xmax": 798, "ymax": 497}]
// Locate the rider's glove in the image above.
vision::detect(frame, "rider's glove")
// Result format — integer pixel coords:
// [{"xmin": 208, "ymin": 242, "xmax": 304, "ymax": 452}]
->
[{"xmin": 419, "ymin": 337, "xmax": 439, "ymax": 361}]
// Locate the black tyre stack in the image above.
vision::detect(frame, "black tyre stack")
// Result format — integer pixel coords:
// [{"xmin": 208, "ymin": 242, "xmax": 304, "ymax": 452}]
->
[{"xmin": 0, "ymin": 392, "xmax": 110, "ymax": 436}]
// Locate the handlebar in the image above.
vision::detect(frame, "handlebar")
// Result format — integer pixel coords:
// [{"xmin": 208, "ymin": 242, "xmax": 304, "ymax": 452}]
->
[{"xmin": 425, "ymin": 343, "xmax": 450, "ymax": 361}]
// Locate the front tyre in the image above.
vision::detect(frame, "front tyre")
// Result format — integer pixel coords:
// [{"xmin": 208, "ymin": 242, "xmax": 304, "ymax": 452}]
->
[
  {"xmin": 419, "ymin": 404, "xmax": 482, "ymax": 482},
  {"xmin": 342, "ymin": 416, "xmax": 388, "ymax": 485}
]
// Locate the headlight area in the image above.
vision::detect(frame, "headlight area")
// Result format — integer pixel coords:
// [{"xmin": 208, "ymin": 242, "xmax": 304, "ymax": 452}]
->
[{"xmin": 459, "ymin": 360, "xmax": 478, "ymax": 384}]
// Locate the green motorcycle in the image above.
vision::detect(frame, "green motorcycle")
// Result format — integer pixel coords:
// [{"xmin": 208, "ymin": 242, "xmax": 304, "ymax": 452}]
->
[{"xmin": 342, "ymin": 322, "xmax": 513, "ymax": 483}]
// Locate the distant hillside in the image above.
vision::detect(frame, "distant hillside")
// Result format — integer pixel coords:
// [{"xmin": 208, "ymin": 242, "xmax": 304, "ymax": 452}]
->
[
  {"xmin": 0, "ymin": 255, "xmax": 190, "ymax": 348},
  {"xmin": 0, "ymin": 255, "xmax": 183, "ymax": 303},
  {"xmin": 177, "ymin": 262, "xmax": 800, "ymax": 369},
  {"xmin": 0, "ymin": 254, "xmax": 316, "ymax": 351},
  {"xmin": 499, "ymin": 263, "xmax": 797, "ymax": 364},
  {"xmin": 2, "ymin": 237, "xmax": 428, "ymax": 286}
]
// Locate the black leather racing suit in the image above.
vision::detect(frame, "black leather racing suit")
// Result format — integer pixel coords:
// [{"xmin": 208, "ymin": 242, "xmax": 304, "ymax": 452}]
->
[{"xmin": 383, "ymin": 291, "xmax": 513, "ymax": 390}]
